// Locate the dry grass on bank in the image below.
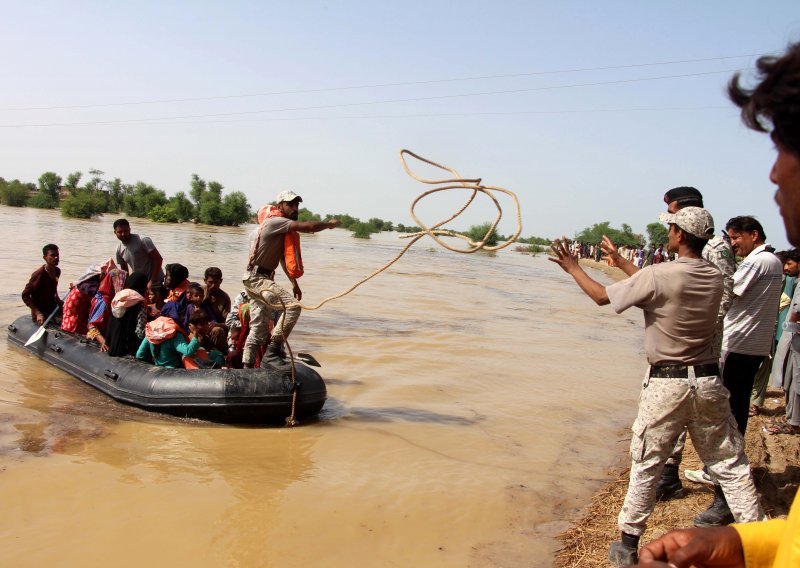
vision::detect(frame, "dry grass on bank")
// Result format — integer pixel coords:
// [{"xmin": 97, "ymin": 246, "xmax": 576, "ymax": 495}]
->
[{"xmin": 554, "ymin": 390, "xmax": 800, "ymax": 567}]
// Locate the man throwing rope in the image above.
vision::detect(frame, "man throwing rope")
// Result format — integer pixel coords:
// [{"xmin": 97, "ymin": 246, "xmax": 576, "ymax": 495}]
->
[{"xmin": 242, "ymin": 190, "xmax": 339, "ymax": 368}]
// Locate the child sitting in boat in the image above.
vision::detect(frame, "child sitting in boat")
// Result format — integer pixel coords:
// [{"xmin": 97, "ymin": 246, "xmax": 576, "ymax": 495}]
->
[
  {"xmin": 136, "ymin": 309, "xmax": 204, "ymax": 368},
  {"xmin": 186, "ymin": 282, "xmax": 228, "ymax": 354},
  {"xmin": 146, "ymin": 282, "xmax": 166, "ymax": 320}
]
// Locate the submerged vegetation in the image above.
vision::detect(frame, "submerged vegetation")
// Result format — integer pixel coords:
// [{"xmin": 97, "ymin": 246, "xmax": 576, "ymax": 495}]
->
[{"xmin": 0, "ymin": 170, "xmax": 555, "ymax": 244}]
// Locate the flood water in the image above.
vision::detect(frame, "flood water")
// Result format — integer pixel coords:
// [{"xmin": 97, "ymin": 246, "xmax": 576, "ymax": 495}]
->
[{"xmin": 0, "ymin": 205, "xmax": 645, "ymax": 567}]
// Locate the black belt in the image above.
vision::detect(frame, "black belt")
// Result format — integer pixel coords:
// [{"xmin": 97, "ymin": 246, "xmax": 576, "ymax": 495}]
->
[
  {"xmin": 255, "ymin": 266, "xmax": 275, "ymax": 278},
  {"xmin": 649, "ymin": 363, "xmax": 719, "ymax": 379}
]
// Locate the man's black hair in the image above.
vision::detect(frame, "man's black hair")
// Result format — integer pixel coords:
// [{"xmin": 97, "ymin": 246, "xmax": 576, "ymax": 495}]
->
[
  {"xmin": 729, "ymin": 42, "xmax": 800, "ymax": 157},
  {"xmin": 663, "ymin": 186, "xmax": 704, "ymax": 207},
  {"xmin": 204, "ymin": 267, "xmax": 223, "ymax": 281},
  {"xmin": 725, "ymin": 216, "xmax": 767, "ymax": 242},
  {"xmin": 783, "ymin": 249, "xmax": 800, "ymax": 263},
  {"xmin": 42, "ymin": 243, "xmax": 58, "ymax": 256},
  {"xmin": 671, "ymin": 225, "xmax": 707, "ymax": 256},
  {"xmin": 113, "ymin": 218, "xmax": 130, "ymax": 230}
]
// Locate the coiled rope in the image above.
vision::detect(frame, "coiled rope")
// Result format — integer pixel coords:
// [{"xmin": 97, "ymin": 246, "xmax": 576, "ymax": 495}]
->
[{"xmin": 273, "ymin": 149, "xmax": 522, "ymax": 425}]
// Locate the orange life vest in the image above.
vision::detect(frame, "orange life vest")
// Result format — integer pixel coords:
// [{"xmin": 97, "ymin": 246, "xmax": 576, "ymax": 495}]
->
[{"xmin": 255, "ymin": 205, "xmax": 304, "ymax": 279}]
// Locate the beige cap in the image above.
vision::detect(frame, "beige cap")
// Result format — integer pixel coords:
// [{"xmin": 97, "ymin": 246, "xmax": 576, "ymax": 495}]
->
[
  {"xmin": 658, "ymin": 206, "xmax": 715, "ymax": 240},
  {"xmin": 276, "ymin": 190, "xmax": 302, "ymax": 203}
]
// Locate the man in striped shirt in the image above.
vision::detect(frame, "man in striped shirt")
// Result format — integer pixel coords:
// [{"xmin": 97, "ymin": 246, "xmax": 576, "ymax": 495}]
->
[
  {"xmin": 722, "ymin": 215, "xmax": 783, "ymax": 437},
  {"xmin": 691, "ymin": 215, "xmax": 783, "ymax": 527}
]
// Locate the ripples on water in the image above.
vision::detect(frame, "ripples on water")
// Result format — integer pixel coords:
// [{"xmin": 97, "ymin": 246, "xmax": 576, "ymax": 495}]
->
[{"xmin": 0, "ymin": 206, "xmax": 645, "ymax": 566}]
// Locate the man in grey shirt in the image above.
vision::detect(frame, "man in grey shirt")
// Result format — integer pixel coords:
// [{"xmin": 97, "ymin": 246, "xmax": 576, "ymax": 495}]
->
[{"xmin": 113, "ymin": 218, "xmax": 164, "ymax": 284}]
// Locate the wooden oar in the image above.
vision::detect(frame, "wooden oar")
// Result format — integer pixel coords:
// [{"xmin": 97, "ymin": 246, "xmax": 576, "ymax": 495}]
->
[
  {"xmin": 296, "ymin": 352, "xmax": 321, "ymax": 367},
  {"xmin": 24, "ymin": 304, "xmax": 62, "ymax": 346}
]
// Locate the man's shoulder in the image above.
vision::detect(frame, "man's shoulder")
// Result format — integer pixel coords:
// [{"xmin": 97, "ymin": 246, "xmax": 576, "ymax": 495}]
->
[{"xmin": 704, "ymin": 236, "xmax": 734, "ymax": 256}]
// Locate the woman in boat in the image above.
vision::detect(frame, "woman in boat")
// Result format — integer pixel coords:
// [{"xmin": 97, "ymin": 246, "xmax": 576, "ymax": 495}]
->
[
  {"xmin": 105, "ymin": 271, "xmax": 149, "ymax": 357},
  {"xmin": 136, "ymin": 309, "xmax": 203, "ymax": 368},
  {"xmin": 61, "ymin": 265, "xmax": 102, "ymax": 334},
  {"xmin": 86, "ymin": 266, "xmax": 127, "ymax": 350}
]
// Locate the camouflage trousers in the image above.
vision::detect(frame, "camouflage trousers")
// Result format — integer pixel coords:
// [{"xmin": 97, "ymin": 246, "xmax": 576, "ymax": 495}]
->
[
  {"xmin": 618, "ymin": 366, "xmax": 765, "ymax": 536},
  {"xmin": 242, "ymin": 271, "xmax": 301, "ymax": 366}
]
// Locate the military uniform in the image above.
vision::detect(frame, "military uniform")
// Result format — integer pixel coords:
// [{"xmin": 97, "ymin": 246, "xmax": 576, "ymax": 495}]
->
[
  {"xmin": 606, "ymin": 208, "xmax": 764, "ymax": 539},
  {"xmin": 703, "ymin": 235, "xmax": 736, "ymax": 355}
]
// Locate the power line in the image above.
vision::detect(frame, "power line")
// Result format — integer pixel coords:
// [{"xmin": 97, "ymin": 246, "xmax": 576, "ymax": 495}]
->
[
  {"xmin": 0, "ymin": 53, "xmax": 760, "ymax": 112},
  {"xmin": 0, "ymin": 69, "xmax": 740, "ymax": 128},
  {"xmin": 54, "ymin": 105, "xmax": 732, "ymax": 127}
]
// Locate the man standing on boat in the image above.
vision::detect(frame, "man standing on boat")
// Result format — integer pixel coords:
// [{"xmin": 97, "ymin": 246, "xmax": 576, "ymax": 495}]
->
[
  {"xmin": 113, "ymin": 218, "xmax": 164, "ymax": 285},
  {"xmin": 550, "ymin": 207, "xmax": 765, "ymax": 566},
  {"xmin": 22, "ymin": 243, "xmax": 63, "ymax": 324},
  {"xmin": 242, "ymin": 191, "xmax": 339, "ymax": 369}
]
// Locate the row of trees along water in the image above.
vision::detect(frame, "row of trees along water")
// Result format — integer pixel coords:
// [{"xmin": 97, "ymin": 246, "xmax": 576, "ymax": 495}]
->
[
  {"xmin": 0, "ymin": 170, "xmax": 251, "ymax": 226},
  {"xmin": 573, "ymin": 220, "xmax": 670, "ymax": 248},
  {"xmin": 0, "ymin": 170, "xmax": 560, "ymax": 245}
]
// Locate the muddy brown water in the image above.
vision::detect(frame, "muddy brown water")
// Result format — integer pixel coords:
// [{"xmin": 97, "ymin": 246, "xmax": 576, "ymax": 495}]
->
[{"xmin": 0, "ymin": 206, "xmax": 644, "ymax": 567}]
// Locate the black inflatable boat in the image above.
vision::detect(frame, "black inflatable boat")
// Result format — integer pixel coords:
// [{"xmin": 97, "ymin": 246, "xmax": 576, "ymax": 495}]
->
[{"xmin": 6, "ymin": 315, "xmax": 327, "ymax": 424}]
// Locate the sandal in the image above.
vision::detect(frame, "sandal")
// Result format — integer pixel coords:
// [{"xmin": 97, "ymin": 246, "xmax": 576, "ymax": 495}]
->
[
  {"xmin": 766, "ymin": 423, "xmax": 800, "ymax": 435},
  {"xmin": 749, "ymin": 405, "xmax": 760, "ymax": 417}
]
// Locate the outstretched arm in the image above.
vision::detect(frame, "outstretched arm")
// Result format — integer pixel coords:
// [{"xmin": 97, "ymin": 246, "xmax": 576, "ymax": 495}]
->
[
  {"xmin": 549, "ymin": 237, "xmax": 610, "ymax": 306},
  {"xmin": 288, "ymin": 219, "xmax": 340, "ymax": 233}
]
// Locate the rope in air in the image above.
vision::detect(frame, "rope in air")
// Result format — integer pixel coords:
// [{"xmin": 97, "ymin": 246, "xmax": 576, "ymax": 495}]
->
[{"xmin": 270, "ymin": 149, "xmax": 523, "ymax": 426}]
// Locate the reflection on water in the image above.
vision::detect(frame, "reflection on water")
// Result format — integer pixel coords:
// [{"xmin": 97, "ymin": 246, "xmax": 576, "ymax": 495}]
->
[{"xmin": 0, "ymin": 206, "xmax": 644, "ymax": 566}]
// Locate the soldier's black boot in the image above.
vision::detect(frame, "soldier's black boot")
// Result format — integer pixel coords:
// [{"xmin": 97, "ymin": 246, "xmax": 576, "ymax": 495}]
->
[
  {"xmin": 693, "ymin": 485, "xmax": 734, "ymax": 527},
  {"xmin": 655, "ymin": 463, "xmax": 685, "ymax": 501},
  {"xmin": 608, "ymin": 532, "xmax": 639, "ymax": 567}
]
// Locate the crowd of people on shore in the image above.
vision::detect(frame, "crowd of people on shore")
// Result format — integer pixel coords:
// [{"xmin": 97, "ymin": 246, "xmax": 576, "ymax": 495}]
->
[
  {"xmin": 549, "ymin": 43, "xmax": 800, "ymax": 567},
  {"xmin": 21, "ymin": 190, "xmax": 340, "ymax": 371},
  {"xmin": 570, "ymin": 240, "xmax": 671, "ymax": 267}
]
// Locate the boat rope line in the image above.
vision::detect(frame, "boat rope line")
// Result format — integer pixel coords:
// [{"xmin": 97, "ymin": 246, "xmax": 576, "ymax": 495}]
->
[{"xmin": 269, "ymin": 149, "xmax": 522, "ymax": 425}]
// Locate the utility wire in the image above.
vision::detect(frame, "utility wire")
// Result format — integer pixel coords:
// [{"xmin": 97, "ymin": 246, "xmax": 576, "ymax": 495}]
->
[
  {"xmin": 0, "ymin": 53, "xmax": 760, "ymax": 112},
  {"xmin": 0, "ymin": 69, "xmax": 740, "ymax": 128},
  {"xmin": 18, "ymin": 106, "xmax": 732, "ymax": 128}
]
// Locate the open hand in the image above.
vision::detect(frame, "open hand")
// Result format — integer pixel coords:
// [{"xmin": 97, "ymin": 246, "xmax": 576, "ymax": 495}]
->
[
  {"xmin": 549, "ymin": 236, "xmax": 580, "ymax": 274},
  {"xmin": 600, "ymin": 235, "xmax": 621, "ymax": 266}
]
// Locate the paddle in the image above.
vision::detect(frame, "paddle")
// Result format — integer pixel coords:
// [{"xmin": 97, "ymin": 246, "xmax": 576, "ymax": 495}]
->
[
  {"xmin": 24, "ymin": 303, "xmax": 63, "ymax": 347},
  {"xmin": 296, "ymin": 352, "xmax": 321, "ymax": 367}
]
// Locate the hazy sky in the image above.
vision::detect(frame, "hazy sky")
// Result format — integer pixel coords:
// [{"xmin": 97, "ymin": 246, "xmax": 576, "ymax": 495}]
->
[{"xmin": 2, "ymin": 1, "xmax": 799, "ymax": 247}]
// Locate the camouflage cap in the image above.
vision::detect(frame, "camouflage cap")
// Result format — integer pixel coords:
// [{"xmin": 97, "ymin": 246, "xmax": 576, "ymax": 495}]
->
[{"xmin": 658, "ymin": 206, "xmax": 715, "ymax": 240}]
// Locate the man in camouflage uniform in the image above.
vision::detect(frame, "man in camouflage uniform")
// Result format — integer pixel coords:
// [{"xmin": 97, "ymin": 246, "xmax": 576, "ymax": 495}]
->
[
  {"xmin": 602, "ymin": 187, "xmax": 737, "ymax": 500},
  {"xmin": 551, "ymin": 206, "xmax": 764, "ymax": 567}
]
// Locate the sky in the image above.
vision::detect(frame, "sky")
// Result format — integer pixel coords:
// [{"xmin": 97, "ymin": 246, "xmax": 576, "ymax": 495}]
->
[{"xmin": 2, "ymin": 1, "xmax": 800, "ymax": 247}]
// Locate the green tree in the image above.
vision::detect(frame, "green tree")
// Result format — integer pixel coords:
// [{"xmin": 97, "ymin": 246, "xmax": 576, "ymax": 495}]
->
[
  {"xmin": 189, "ymin": 174, "xmax": 206, "ymax": 212},
  {"xmin": 298, "ymin": 208, "xmax": 321, "ymax": 222},
  {"xmin": 38, "ymin": 172, "xmax": 62, "ymax": 200},
  {"xmin": 575, "ymin": 221, "xmax": 641, "ymax": 247},
  {"xmin": 64, "ymin": 171, "xmax": 82, "ymax": 195},
  {"xmin": 328, "ymin": 213, "xmax": 359, "ymax": 229},
  {"xmin": 168, "ymin": 192, "xmax": 195, "ymax": 221},
  {"xmin": 61, "ymin": 189, "xmax": 106, "ymax": 218},
  {"xmin": 646, "ymin": 222, "xmax": 670, "ymax": 246},
  {"xmin": 0, "ymin": 179, "xmax": 32, "ymax": 206},
  {"xmin": 149, "ymin": 203, "xmax": 180, "ymax": 223},
  {"xmin": 123, "ymin": 182, "xmax": 168, "ymax": 218},
  {"xmin": 351, "ymin": 222, "xmax": 378, "ymax": 239},
  {"xmin": 465, "ymin": 222, "xmax": 499, "ymax": 246},
  {"xmin": 220, "ymin": 191, "xmax": 251, "ymax": 226},
  {"xmin": 198, "ymin": 199, "xmax": 224, "ymax": 225},
  {"xmin": 107, "ymin": 177, "xmax": 127, "ymax": 213}
]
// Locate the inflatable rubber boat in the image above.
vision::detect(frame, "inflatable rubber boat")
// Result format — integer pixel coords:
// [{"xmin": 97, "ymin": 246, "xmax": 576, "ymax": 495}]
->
[{"xmin": 6, "ymin": 315, "xmax": 327, "ymax": 424}]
